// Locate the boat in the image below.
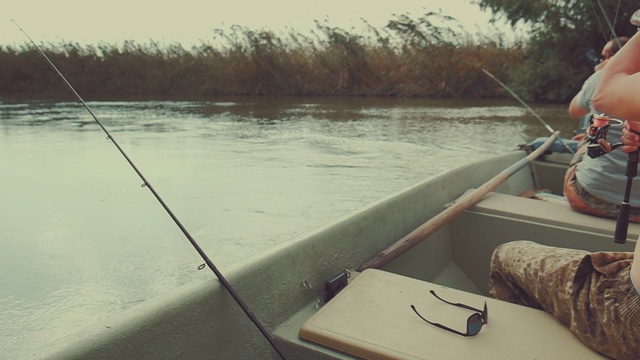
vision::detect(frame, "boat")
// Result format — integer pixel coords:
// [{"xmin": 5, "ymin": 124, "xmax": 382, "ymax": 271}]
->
[{"xmin": 31, "ymin": 134, "xmax": 633, "ymax": 360}]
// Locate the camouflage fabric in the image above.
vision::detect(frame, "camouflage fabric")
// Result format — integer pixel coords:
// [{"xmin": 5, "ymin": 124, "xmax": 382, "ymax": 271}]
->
[
  {"xmin": 564, "ymin": 142, "xmax": 640, "ymax": 223},
  {"xmin": 489, "ymin": 241, "xmax": 640, "ymax": 360}
]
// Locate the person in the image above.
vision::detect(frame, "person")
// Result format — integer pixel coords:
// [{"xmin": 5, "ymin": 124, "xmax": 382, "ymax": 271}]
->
[
  {"xmin": 488, "ymin": 28, "xmax": 640, "ymax": 360},
  {"xmin": 525, "ymin": 38, "xmax": 629, "ymax": 155},
  {"xmin": 568, "ymin": 37, "xmax": 629, "ymax": 136},
  {"xmin": 562, "ymin": 37, "xmax": 640, "ymax": 222}
]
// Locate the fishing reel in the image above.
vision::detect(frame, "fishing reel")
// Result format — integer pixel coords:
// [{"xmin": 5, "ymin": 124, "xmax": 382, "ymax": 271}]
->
[{"xmin": 586, "ymin": 114, "xmax": 623, "ymax": 158}]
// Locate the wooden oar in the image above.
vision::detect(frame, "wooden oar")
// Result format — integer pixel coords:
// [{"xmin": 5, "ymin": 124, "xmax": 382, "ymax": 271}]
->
[{"xmin": 357, "ymin": 132, "xmax": 561, "ymax": 271}]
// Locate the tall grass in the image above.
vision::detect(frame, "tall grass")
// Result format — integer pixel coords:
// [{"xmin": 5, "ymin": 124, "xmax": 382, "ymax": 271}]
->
[{"xmin": 0, "ymin": 13, "xmax": 524, "ymax": 99}]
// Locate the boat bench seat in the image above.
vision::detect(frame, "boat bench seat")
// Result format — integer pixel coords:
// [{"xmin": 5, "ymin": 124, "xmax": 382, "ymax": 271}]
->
[
  {"xmin": 468, "ymin": 191, "xmax": 640, "ymax": 241},
  {"xmin": 299, "ymin": 269, "xmax": 606, "ymax": 359}
]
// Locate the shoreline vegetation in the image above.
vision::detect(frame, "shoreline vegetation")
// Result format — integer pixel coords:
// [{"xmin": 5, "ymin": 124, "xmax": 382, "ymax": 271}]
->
[{"xmin": 1, "ymin": 14, "xmax": 527, "ymax": 101}]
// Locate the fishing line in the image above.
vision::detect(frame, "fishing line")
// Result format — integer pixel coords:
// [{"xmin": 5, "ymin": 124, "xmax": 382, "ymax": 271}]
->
[
  {"xmin": 612, "ymin": 0, "xmax": 621, "ymax": 30},
  {"xmin": 481, "ymin": 69, "xmax": 575, "ymax": 154},
  {"xmin": 11, "ymin": 19, "xmax": 288, "ymax": 360},
  {"xmin": 589, "ymin": 1, "xmax": 609, "ymax": 43},
  {"xmin": 594, "ymin": 0, "xmax": 622, "ymax": 47}
]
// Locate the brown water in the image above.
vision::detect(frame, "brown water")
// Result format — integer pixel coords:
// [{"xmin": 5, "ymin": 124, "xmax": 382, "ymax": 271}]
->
[{"xmin": 0, "ymin": 96, "xmax": 572, "ymax": 358}]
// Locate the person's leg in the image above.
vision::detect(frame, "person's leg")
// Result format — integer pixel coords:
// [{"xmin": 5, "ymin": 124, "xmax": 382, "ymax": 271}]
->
[
  {"xmin": 489, "ymin": 241, "xmax": 640, "ymax": 359},
  {"xmin": 574, "ymin": 251, "xmax": 640, "ymax": 359},
  {"xmin": 489, "ymin": 240, "xmax": 588, "ymax": 325}
]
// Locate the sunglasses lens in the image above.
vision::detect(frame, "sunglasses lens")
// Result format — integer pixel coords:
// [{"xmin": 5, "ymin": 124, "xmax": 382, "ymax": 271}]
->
[{"xmin": 467, "ymin": 313, "xmax": 484, "ymax": 336}]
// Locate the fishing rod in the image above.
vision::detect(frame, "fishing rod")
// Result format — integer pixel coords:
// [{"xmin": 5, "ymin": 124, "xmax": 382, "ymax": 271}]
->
[
  {"xmin": 614, "ymin": 10, "xmax": 640, "ymax": 244},
  {"xmin": 587, "ymin": 5, "xmax": 637, "ymax": 245},
  {"xmin": 481, "ymin": 69, "xmax": 575, "ymax": 154},
  {"xmin": 11, "ymin": 20, "xmax": 288, "ymax": 360},
  {"xmin": 585, "ymin": 113, "xmax": 639, "ymax": 244},
  {"xmin": 598, "ymin": 9, "xmax": 640, "ymax": 245}
]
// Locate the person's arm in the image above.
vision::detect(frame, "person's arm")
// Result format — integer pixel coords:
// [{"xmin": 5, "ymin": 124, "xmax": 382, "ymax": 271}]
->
[
  {"xmin": 569, "ymin": 71, "xmax": 601, "ymax": 118},
  {"xmin": 568, "ymin": 95, "xmax": 589, "ymax": 118},
  {"xmin": 592, "ymin": 31, "xmax": 640, "ymax": 120}
]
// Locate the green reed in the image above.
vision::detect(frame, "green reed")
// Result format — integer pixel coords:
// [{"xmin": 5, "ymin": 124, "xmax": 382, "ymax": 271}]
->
[{"xmin": 0, "ymin": 14, "xmax": 524, "ymax": 99}]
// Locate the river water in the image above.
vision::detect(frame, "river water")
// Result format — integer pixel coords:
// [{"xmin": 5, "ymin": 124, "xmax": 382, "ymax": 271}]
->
[{"xmin": 0, "ymin": 96, "xmax": 572, "ymax": 358}]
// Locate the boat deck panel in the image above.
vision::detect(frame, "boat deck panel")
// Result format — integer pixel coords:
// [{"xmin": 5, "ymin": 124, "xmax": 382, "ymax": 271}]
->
[
  {"xmin": 470, "ymin": 192, "xmax": 640, "ymax": 241},
  {"xmin": 299, "ymin": 269, "xmax": 606, "ymax": 359}
]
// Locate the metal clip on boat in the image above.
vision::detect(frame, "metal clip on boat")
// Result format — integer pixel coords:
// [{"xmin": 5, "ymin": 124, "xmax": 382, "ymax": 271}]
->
[{"xmin": 302, "ymin": 269, "xmax": 351, "ymax": 309}]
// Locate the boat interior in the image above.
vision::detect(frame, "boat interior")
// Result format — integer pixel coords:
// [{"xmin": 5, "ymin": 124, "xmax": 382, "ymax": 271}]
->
[
  {"xmin": 281, "ymin": 151, "xmax": 631, "ymax": 359},
  {"xmin": 39, "ymin": 150, "xmax": 633, "ymax": 359}
]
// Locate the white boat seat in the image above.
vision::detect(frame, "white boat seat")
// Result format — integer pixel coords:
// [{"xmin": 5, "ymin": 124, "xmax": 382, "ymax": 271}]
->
[
  {"xmin": 469, "ymin": 191, "xmax": 640, "ymax": 241},
  {"xmin": 299, "ymin": 269, "xmax": 606, "ymax": 359}
]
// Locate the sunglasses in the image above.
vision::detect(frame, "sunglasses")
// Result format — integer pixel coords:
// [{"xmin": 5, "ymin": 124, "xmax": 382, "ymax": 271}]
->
[{"xmin": 410, "ymin": 290, "xmax": 488, "ymax": 337}]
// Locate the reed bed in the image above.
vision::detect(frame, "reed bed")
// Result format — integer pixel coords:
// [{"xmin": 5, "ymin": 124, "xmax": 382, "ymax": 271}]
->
[{"xmin": 0, "ymin": 14, "xmax": 524, "ymax": 99}]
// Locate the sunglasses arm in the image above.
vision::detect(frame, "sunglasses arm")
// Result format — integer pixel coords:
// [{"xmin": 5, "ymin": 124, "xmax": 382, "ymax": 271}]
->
[{"xmin": 410, "ymin": 305, "xmax": 472, "ymax": 337}]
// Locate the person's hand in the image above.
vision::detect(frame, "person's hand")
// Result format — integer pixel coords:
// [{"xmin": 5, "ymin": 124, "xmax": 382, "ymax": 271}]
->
[{"xmin": 621, "ymin": 120, "xmax": 640, "ymax": 152}]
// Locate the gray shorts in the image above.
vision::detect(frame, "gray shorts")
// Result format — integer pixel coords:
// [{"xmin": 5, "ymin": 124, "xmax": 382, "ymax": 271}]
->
[{"xmin": 564, "ymin": 143, "xmax": 640, "ymax": 222}]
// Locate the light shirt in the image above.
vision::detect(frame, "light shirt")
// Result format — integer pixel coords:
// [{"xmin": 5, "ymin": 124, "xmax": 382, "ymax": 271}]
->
[{"xmin": 574, "ymin": 71, "xmax": 640, "ymax": 206}]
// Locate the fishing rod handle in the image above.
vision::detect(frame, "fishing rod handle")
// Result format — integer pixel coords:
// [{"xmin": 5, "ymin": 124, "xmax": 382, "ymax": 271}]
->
[
  {"xmin": 627, "ymin": 151, "xmax": 639, "ymax": 177},
  {"xmin": 614, "ymin": 150, "xmax": 640, "ymax": 244},
  {"xmin": 615, "ymin": 203, "xmax": 631, "ymax": 244}
]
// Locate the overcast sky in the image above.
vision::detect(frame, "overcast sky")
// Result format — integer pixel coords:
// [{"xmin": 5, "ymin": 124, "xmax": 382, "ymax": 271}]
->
[{"xmin": 3, "ymin": 0, "xmax": 519, "ymax": 46}]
